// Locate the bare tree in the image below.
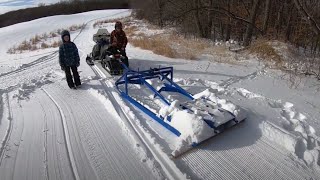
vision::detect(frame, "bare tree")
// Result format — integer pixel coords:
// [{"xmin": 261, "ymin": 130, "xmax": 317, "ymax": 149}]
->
[
  {"xmin": 293, "ymin": 0, "xmax": 320, "ymax": 35},
  {"xmin": 243, "ymin": 0, "xmax": 261, "ymax": 46},
  {"xmin": 131, "ymin": 0, "xmax": 320, "ymax": 53},
  {"xmin": 262, "ymin": 0, "xmax": 271, "ymax": 34}
]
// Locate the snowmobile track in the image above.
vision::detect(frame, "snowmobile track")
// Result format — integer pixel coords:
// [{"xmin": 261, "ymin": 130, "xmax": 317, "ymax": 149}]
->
[
  {"xmin": 219, "ymin": 68, "xmax": 265, "ymax": 88},
  {"xmin": 0, "ymin": 51, "xmax": 58, "ymax": 78}
]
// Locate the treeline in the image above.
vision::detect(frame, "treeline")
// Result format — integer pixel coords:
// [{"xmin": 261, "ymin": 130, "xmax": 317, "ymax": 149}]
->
[
  {"xmin": 131, "ymin": 0, "xmax": 320, "ymax": 53},
  {"xmin": 0, "ymin": 0, "xmax": 129, "ymax": 28}
]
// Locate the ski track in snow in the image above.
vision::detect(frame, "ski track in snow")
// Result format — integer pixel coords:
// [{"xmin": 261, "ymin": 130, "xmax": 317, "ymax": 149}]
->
[
  {"xmin": 180, "ymin": 135, "xmax": 319, "ymax": 179},
  {"xmin": 42, "ymin": 88, "xmax": 79, "ymax": 180},
  {"xmin": 42, "ymin": 81, "xmax": 163, "ymax": 180},
  {"xmin": 0, "ymin": 89, "xmax": 74, "ymax": 180},
  {"xmin": 0, "ymin": 93, "xmax": 13, "ymax": 165}
]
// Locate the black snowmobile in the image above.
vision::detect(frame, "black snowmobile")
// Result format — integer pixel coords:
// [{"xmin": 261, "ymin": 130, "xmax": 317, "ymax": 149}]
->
[
  {"xmin": 86, "ymin": 28, "xmax": 129, "ymax": 75},
  {"xmin": 100, "ymin": 47, "xmax": 129, "ymax": 75}
]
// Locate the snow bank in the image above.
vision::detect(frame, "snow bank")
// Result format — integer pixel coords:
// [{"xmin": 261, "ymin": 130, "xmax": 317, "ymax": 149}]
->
[
  {"xmin": 280, "ymin": 102, "xmax": 316, "ymax": 136},
  {"xmin": 260, "ymin": 121, "xmax": 301, "ymax": 153},
  {"xmin": 261, "ymin": 121, "xmax": 320, "ymax": 167}
]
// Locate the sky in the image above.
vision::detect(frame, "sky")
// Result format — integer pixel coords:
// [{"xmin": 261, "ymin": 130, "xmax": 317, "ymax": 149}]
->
[
  {"xmin": 0, "ymin": 0, "xmax": 63, "ymax": 14},
  {"xmin": 0, "ymin": 0, "xmax": 34, "ymax": 6}
]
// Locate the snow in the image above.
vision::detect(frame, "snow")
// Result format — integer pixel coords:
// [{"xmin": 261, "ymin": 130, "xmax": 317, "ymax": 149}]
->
[
  {"xmin": 0, "ymin": 8, "xmax": 320, "ymax": 180},
  {"xmin": 193, "ymin": 89, "xmax": 247, "ymax": 122}
]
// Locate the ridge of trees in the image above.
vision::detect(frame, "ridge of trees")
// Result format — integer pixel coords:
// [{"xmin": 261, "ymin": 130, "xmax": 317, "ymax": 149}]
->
[
  {"xmin": 130, "ymin": 0, "xmax": 320, "ymax": 54},
  {"xmin": 0, "ymin": 0, "xmax": 129, "ymax": 28}
]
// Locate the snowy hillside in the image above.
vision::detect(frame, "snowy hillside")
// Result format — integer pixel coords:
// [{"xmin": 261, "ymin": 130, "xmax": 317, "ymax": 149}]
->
[{"xmin": 0, "ymin": 9, "xmax": 320, "ymax": 180}]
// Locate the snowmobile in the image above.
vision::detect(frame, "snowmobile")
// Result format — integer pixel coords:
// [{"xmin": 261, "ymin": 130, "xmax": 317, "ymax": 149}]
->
[
  {"xmin": 100, "ymin": 47, "xmax": 129, "ymax": 75},
  {"xmin": 86, "ymin": 28, "xmax": 128, "ymax": 75}
]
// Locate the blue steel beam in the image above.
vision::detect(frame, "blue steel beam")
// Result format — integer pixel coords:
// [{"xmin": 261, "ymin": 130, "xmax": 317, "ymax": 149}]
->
[{"xmin": 120, "ymin": 92, "xmax": 181, "ymax": 137}]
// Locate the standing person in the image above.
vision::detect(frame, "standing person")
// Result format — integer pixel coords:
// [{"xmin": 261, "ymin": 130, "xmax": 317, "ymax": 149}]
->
[
  {"xmin": 110, "ymin": 21, "xmax": 129, "ymax": 66},
  {"xmin": 59, "ymin": 30, "xmax": 81, "ymax": 89}
]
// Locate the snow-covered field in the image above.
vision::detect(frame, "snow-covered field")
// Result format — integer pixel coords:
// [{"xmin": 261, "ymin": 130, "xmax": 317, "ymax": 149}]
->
[{"xmin": 0, "ymin": 9, "xmax": 320, "ymax": 180}]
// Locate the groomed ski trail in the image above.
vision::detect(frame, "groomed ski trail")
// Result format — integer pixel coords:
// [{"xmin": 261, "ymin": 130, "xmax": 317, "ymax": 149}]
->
[
  {"xmin": 0, "ymin": 89, "xmax": 74, "ymax": 180},
  {"xmin": 42, "ymin": 88, "xmax": 80, "ymax": 180},
  {"xmin": 43, "ymin": 81, "xmax": 164, "ymax": 180}
]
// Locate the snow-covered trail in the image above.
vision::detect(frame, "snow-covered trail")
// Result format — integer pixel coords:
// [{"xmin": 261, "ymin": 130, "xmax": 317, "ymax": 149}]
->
[
  {"xmin": 42, "ymin": 82, "xmax": 163, "ymax": 180},
  {"xmin": 0, "ymin": 89, "xmax": 73, "ymax": 180},
  {"xmin": 0, "ymin": 69, "xmax": 163, "ymax": 180},
  {"xmin": 0, "ymin": 10, "xmax": 165, "ymax": 180}
]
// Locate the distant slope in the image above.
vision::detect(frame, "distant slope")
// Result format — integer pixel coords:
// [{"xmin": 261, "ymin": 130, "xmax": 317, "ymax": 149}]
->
[{"xmin": 0, "ymin": 0, "xmax": 129, "ymax": 28}]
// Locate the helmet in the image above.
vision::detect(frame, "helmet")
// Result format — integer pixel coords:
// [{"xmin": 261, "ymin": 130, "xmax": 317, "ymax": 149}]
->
[{"xmin": 115, "ymin": 21, "xmax": 123, "ymax": 30}]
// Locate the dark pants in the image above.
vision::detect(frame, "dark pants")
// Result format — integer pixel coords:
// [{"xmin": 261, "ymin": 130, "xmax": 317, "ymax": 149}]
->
[
  {"xmin": 106, "ymin": 47, "xmax": 129, "ymax": 67},
  {"xmin": 107, "ymin": 46, "xmax": 126, "ymax": 56},
  {"xmin": 65, "ymin": 66, "xmax": 81, "ymax": 88},
  {"xmin": 120, "ymin": 49, "xmax": 129, "ymax": 67},
  {"xmin": 120, "ymin": 49, "xmax": 127, "ymax": 57}
]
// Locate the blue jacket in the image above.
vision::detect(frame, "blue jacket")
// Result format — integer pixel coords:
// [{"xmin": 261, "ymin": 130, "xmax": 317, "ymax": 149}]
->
[{"xmin": 59, "ymin": 30, "xmax": 80, "ymax": 67}]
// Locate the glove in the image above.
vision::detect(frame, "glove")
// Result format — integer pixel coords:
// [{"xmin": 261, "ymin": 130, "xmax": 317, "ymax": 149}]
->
[{"xmin": 61, "ymin": 66, "xmax": 65, "ymax": 71}]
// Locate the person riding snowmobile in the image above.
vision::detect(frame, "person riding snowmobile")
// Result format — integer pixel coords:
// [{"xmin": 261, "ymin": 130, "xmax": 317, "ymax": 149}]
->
[{"xmin": 110, "ymin": 21, "xmax": 128, "ymax": 63}]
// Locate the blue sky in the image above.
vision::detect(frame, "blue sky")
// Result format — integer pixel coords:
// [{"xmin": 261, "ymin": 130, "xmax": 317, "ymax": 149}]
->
[
  {"xmin": 0, "ymin": 0, "xmax": 62, "ymax": 14},
  {"xmin": 0, "ymin": 0, "xmax": 34, "ymax": 6}
]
